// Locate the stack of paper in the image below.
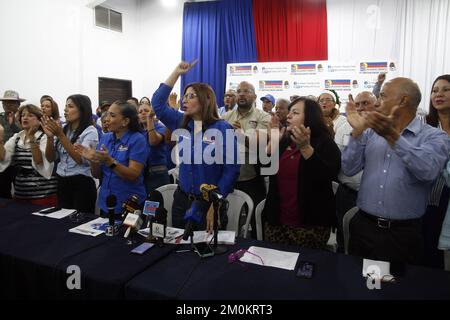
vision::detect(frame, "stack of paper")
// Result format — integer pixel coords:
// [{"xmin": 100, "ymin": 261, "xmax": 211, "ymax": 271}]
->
[
  {"xmin": 138, "ymin": 226, "xmax": 236, "ymax": 245},
  {"xmin": 239, "ymin": 246, "xmax": 299, "ymax": 270},
  {"xmin": 69, "ymin": 217, "xmax": 113, "ymax": 237},
  {"xmin": 32, "ymin": 208, "xmax": 76, "ymax": 219}
]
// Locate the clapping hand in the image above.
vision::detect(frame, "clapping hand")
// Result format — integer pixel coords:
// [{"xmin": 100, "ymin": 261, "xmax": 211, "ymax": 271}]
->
[
  {"xmin": 74, "ymin": 144, "xmax": 103, "ymax": 163},
  {"xmin": 346, "ymin": 94, "xmax": 368, "ymax": 136},
  {"xmin": 365, "ymin": 105, "xmax": 400, "ymax": 145},
  {"xmin": 0, "ymin": 124, "xmax": 5, "ymax": 142},
  {"xmin": 41, "ymin": 116, "xmax": 63, "ymax": 138},
  {"xmin": 290, "ymin": 125, "xmax": 311, "ymax": 150}
]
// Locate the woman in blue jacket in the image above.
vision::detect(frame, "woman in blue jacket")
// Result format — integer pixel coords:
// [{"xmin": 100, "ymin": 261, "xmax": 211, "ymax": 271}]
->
[
  {"xmin": 151, "ymin": 61, "xmax": 240, "ymax": 229},
  {"xmin": 77, "ymin": 101, "xmax": 149, "ymax": 215}
]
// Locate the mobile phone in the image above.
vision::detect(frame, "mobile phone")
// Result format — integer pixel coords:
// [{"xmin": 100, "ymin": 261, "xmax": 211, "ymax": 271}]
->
[
  {"xmin": 131, "ymin": 242, "xmax": 154, "ymax": 255},
  {"xmin": 193, "ymin": 242, "xmax": 214, "ymax": 258},
  {"xmin": 296, "ymin": 261, "xmax": 315, "ymax": 279},
  {"xmin": 39, "ymin": 207, "xmax": 60, "ymax": 214}
]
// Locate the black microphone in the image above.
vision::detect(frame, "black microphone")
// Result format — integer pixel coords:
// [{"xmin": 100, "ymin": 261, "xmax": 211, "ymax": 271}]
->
[
  {"xmin": 182, "ymin": 200, "xmax": 205, "ymax": 241},
  {"xmin": 154, "ymin": 207, "xmax": 167, "ymax": 225},
  {"xmin": 144, "ymin": 190, "xmax": 164, "ymax": 223},
  {"xmin": 106, "ymin": 195, "xmax": 118, "ymax": 237},
  {"xmin": 106, "ymin": 195, "xmax": 117, "ymax": 227}
]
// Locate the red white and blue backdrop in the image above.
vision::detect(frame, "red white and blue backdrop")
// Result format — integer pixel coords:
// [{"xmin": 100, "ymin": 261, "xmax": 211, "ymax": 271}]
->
[{"xmin": 181, "ymin": 0, "xmax": 328, "ymax": 106}]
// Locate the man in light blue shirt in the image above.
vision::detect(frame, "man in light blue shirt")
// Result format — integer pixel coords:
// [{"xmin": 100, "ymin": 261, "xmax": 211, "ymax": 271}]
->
[{"xmin": 342, "ymin": 77, "xmax": 450, "ymax": 265}]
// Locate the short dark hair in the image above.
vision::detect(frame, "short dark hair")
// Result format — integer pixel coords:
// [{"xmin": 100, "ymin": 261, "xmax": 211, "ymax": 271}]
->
[
  {"xmin": 139, "ymin": 97, "xmax": 151, "ymax": 105},
  {"xmin": 127, "ymin": 97, "xmax": 139, "ymax": 106},
  {"xmin": 112, "ymin": 100, "xmax": 142, "ymax": 133}
]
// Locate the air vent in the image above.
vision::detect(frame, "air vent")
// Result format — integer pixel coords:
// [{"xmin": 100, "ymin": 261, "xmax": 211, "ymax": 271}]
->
[{"xmin": 95, "ymin": 6, "xmax": 122, "ymax": 32}]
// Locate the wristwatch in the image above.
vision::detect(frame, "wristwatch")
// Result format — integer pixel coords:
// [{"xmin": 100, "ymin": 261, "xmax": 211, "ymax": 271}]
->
[{"xmin": 109, "ymin": 159, "xmax": 118, "ymax": 169}]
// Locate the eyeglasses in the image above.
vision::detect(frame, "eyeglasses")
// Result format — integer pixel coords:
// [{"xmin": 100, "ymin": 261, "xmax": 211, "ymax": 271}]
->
[
  {"xmin": 236, "ymin": 89, "xmax": 254, "ymax": 95},
  {"xmin": 183, "ymin": 93, "xmax": 198, "ymax": 100},
  {"xmin": 319, "ymin": 98, "xmax": 334, "ymax": 104}
]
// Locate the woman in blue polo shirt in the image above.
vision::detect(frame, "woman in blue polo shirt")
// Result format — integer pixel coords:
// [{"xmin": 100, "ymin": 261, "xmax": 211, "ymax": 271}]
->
[
  {"xmin": 138, "ymin": 102, "xmax": 170, "ymax": 193},
  {"xmin": 76, "ymin": 101, "xmax": 149, "ymax": 215},
  {"xmin": 151, "ymin": 61, "xmax": 240, "ymax": 228},
  {"xmin": 42, "ymin": 94, "xmax": 98, "ymax": 213}
]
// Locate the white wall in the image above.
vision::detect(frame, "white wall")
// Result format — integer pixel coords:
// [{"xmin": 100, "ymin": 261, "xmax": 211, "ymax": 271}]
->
[
  {"xmin": 0, "ymin": 0, "xmax": 184, "ymax": 112},
  {"xmin": 80, "ymin": 0, "xmax": 142, "ymax": 106},
  {"xmin": 0, "ymin": 0, "xmax": 84, "ymax": 107},
  {"xmin": 327, "ymin": 0, "xmax": 450, "ymax": 112},
  {"xmin": 137, "ymin": 0, "xmax": 184, "ymax": 99}
]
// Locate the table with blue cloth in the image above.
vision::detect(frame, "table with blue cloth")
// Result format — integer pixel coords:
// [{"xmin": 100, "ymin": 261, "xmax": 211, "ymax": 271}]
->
[
  {"xmin": 124, "ymin": 239, "xmax": 450, "ymax": 300},
  {"xmin": 0, "ymin": 198, "xmax": 175, "ymax": 299},
  {"xmin": 1, "ymin": 199, "xmax": 450, "ymax": 300}
]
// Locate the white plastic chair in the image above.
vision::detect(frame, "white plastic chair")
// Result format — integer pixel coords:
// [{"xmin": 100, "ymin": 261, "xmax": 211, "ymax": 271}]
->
[
  {"xmin": 168, "ymin": 168, "xmax": 179, "ymax": 184},
  {"xmin": 225, "ymin": 189, "xmax": 254, "ymax": 238},
  {"xmin": 254, "ymin": 199, "xmax": 266, "ymax": 241},
  {"xmin": 155, "ymin": 184, "xmax": 178, "ymax": 227},
  {"xmin": 332, "ymin": 181, "xmax": 339, "ymax": 195},
  {"xmin": 264, "ymin": 176, "xmax": 269, "ymax": 195},
  {"xmin": 343, "ymin": 206, "xmax": 359, "ymax": 254}
]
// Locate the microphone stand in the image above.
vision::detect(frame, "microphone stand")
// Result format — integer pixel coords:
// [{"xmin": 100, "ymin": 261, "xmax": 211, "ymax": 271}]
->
[{"xmin": 212, "ymin": 197, "xmax": 228, "ymax": 255}]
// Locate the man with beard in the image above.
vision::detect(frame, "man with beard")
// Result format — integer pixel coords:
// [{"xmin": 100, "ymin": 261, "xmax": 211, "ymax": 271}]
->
[{"xmin": 222, "ymin": 81, "xmax": 271, "ymax": 238}]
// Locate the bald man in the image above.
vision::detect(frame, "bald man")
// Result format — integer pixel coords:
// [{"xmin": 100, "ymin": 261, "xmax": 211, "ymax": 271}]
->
[
  {"xmin": 219, "ymin": 89, "xmax": 237, "ymax": 116},
  {"xmin": 342, "ymin": 77, "xmax": 450, "ymax": 264},
  {"xmin": 222, "ymin": 81, "xmax": 271, "ymax": 238},
  {"xmin": 354, "ymin": 91, "xmax": 377, "ymax": 113},
  {"xmin": 275, "ymin": 98, "xmax": 289, "ymax": 127}
]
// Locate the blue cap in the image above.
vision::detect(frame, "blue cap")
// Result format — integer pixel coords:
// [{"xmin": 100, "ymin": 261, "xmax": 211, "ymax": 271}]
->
[{"xmin": 260, "ymin": 94, "xmax": 275, "ymax": 105}]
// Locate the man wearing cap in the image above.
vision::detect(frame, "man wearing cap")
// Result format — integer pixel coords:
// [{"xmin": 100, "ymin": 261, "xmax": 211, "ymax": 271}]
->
[
  {"xmin": 261, "ymin": 94, "xmax": 275, "ymax": 115},
  {"xmin": 0, "ymin": 90, "xmax": 24, "ymax": 198}
]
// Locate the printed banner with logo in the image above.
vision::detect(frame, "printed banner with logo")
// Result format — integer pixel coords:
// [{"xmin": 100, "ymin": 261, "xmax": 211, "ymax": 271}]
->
[{"xmin": 226, "ymin": 60, "xmax": 398, "ymax": 112}]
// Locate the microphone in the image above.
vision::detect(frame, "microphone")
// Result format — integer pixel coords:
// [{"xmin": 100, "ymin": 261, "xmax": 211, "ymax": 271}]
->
[
  {"xmin": 152, "ymin": 206, "xmax": 168, "ymax": 241},
  {"xmin": 200, "ymin": 184, "xmax": 223, "ymax": 202},
  {"xmin": 144, "ymin": 190, "xmax": 166, "ymax": 241},
  {"xmin": 106, "ymin": 195, "xmax": 116, "ymax": 226},
  {"xmin": 106, "ymin": 195, "xmax": 118, "ymax": 237},
  {"xmin": 182, "ymin": 200, "xmax": 205, "ymax": 241},
  {"xmin": 121, "ymin": 194, "xmax": 141, "ymax": 220},
  {"xmin": 154, "ymin": 206, "xmax": 167, "ymax": 225},
  {"xmin": 143, "ymin": 190, "xmax": 164, "ymax": 224},
  {"xmin": 123, "ymin": 209, "xmax": 143, "ymax": 238}
]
